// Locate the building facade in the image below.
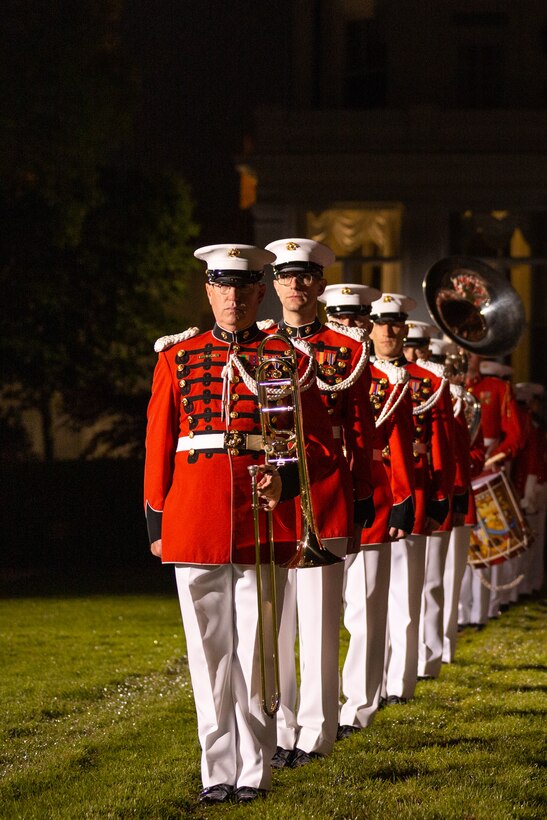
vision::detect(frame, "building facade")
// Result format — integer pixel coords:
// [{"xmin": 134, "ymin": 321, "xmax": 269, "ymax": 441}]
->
[{"xmin": 240, "ymin": 0, "xmax": 547, "ymax": 384}]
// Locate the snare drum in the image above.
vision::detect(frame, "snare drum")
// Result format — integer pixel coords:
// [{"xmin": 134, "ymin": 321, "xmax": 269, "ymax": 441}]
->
[{"xmin": 468, "ymin": 469, "xmax": 531, "ymax": 568}]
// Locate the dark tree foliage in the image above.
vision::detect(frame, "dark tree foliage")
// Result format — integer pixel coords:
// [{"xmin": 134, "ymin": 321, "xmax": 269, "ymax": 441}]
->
[{"xmin": 0, "ymin": 1, "xmax": 200, "ymax": 459}]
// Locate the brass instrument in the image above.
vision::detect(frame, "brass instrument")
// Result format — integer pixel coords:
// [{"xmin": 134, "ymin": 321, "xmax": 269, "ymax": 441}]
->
[
  {"xmin": 423, "ymin": 256, "xmax": 525, "ymax": 357},
  {"xmin": 248, "ymin": 333, "xmax": 342, "ymax": 716},
  {"xmin": 248, "ymin": 463, "xmax": 281, "ymax": 717},
  {"xmin": 444, "ymin": 349, "xmax": 482, "ymax": 444},
  {"xmin": 423, "ymin": 257, "xmax": 530, "ymax": 572}
]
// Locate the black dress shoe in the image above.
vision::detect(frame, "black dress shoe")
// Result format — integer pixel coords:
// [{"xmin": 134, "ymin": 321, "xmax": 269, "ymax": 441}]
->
[
  {"xmin": 234, "ymin": 786, "xmax": 267, "ymax": 803},
  {"xmin": 336, "ymin": 724, "xmax": 361, "ymax": 741},
  {"xmin": 378, "ymin": 696, "xmax": 388, "ymax": 709},
  {"xmin": 198, "ymin": 784, "xmax": 233, "ymax": 804},
  {"xmin": 290, "ymin": 748, "xmax": 322, "ymax": 768},
  {"xmin": 271, "ymin": 746, "xmax": 294, "ymax": 768},
  {"xmin": 385, "ymin": 695, "xmax": 407, "ymax": 706}
]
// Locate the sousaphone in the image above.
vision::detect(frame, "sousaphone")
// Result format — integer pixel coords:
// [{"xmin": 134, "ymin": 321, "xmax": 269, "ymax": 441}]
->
[{"xmin": 423, "ymin": 256, "xmax": 525, "ymax": 357}]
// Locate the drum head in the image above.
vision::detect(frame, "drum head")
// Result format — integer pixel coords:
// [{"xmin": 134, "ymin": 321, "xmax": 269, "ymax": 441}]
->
[{"xmin": 468, "ymin": 472, "xmax": 529, "ymax": 567}]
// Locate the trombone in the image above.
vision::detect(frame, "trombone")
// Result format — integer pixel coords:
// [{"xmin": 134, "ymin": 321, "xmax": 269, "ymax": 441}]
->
[{"xmin": 248, "ymin": 333, "xmax": 342, "ymax": 717}]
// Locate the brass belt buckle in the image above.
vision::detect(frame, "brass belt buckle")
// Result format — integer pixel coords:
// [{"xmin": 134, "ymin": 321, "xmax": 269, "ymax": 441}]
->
[{"xmin": 224, "ymin": 430, "xmax": 245, "ymax": 455}]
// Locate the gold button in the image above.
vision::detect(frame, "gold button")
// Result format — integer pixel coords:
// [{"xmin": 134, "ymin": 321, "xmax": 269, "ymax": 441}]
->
[
  {"xmin": 340, "ymin": 346, "xmax": 348, "ymax": 353},
  {"xmin": 187, "ymin": 415, "xmax": 194, "ymax": 424},
  {"xmin": 232, "ymin": 393, "xmax": 239, "ymax": 402},
  {"xmin": 177, "ymin": 349, "xmax": 185, "ymax": 357},
  {"xmin": 230, "ymin": 411, "xmax": 239, "ymax": 419},
  {"xmin": 189, "ymin": 448, "xmax": 195, "ymax": 456},
  {"xmin": 229, "ymin": 448, "xmax": 239, "ymax": 456},
  {"xmin": 232, "ymin": 344, "xmax": 240, "ymax": 353},
  {"xmin": 179, "ymin": 379, "xmax": 186, "ymax": 388},
  {"xmin": 182, "ymin": 398, "xmax": 188, "ymax": 406},
  {"xmin": 327, "ymin": 408, "xmax": 334, "ymax": 415},
  {"xmin": 188, "ymin": 431, "xmax": 194, "ymax": 438}
]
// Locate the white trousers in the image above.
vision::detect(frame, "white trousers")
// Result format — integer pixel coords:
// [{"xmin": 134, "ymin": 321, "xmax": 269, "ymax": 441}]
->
[
  {"xmin": 340, "ymin": 544, "xmax": 391, "ymax": 728},
  {"xmin": 442, "ymin": 525, "xmax": 471, "ymax": 663},
  {"xmin": 418, "ymin": 530, "xmax": 450, "ymax": 678},
  {"xmin": 276, "ymin": 539, "xmax": 346, "ymax": 756},
  {"xmin": 518, "ymin": 504, "xmax": 545, "ymax": 595},
  {"xmin": 458, "ymin": 563, "xmax": 491, "ymax": 625},
  {"xmin": 383, "ymin": 534, "xmax": 427, "ymax": 700},
  {"xmin": 175, "ymin": 563, "xmax": 286, "ymax": 790}
]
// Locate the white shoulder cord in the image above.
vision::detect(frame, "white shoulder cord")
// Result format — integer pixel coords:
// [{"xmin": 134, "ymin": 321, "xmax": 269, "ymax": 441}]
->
[
  {"xmin": 450, "ymin": 383, "xmax": 465, "ymax": 418},
  {"xmin": 325, "ymin": 321, "xmax": 367, "ymax": 343},
  {"xmin": 412, "ymin": 358, "xmax": 449, "ymax": 416},
  {"xmin": 372, "ymin": 360, "xmax": 411, "ymax": 428},
  {"xmin": 154, "ymin": 327, "xmax": 200, "ymax": 352},
  {"xmin": 315, "ymin": 324, "xmax": 371, "ymax": 393}
]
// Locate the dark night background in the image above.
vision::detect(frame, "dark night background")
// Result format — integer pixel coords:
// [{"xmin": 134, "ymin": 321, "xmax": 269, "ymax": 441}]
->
[{"xmin": 124, "ymin": 0, "xmax": 291, "ymax": 244}]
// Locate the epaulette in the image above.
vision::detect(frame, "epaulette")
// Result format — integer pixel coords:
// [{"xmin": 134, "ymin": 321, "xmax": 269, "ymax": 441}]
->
[
  {"xmin": 154, "ymin": 327, "xmax": 200, "ymax": 353},
  {"xmin": 257, "ymin": 318, "xmax": 276, "ymax": 330}
]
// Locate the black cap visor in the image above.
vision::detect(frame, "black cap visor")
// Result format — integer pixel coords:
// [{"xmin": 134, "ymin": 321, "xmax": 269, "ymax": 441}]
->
[
  {"xmin": 326, "ymin": 304, "xmax": 371, "ymax": 316},
  {"xmin": 206, "ymin": 269, "xmax": 264, "ymax": 286},
  {"xmin": 370, "ymin": 312, "xmax": 408, "ymax": 323}
]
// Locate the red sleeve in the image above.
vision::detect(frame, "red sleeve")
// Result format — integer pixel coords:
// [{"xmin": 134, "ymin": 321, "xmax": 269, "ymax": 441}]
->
[
  {"xmin": 491, "ymin": 382, "xmax": 524, "ymax": 459},
  {"xmin": 429, "ymin": 380, "xmax": 456, "ymax": 501},
  {"xmin": 144, "ymin": 353, "xmax": 180, "ymax": 516},
  {"xmin": 385, "ymin": 385, "xmax": 415, "ymax": 506},
  {"xmin": 342, "ymin": 360, "xmax": 375, "ymax": 500},
  {"xmin": 469, "ymin": 424, "xmax": 486, "ymax": 479}
]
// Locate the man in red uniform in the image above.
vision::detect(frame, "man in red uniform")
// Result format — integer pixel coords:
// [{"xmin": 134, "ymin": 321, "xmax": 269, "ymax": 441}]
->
[
  {"xmin": 264, "ymin": 238, "xmax": 376, "ymax": 766},
  {"xmin": 320, "ymin": 284, "xmax": 415, "ymax": 736},
  {"xmin": 403, "ymin": 324, "xmax": 458, "ymax": 681},
  {"xmin": 369, "ymin": 294, "xmax": 454, "ymax": 705},
  {"xmin": 460, "ymin": 355, "xmax": 524, "ymax": 625},
  {"xmin": 144, "ymin": 243, "xmax": 352, "ymax": 804},
  {"xmin": 513, "ymin": 382, "xmax": 546, "ymax": 596}
]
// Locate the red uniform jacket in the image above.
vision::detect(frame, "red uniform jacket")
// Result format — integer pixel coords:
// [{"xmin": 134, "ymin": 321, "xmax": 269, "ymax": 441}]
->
[
  {"xmin": 512, "ymin": 406, "xmax": 546, "ymax": 497},
  {"xmin": 400, "ymin": 358, "xmax": 455, "ymax": 534},
  {"xmin": 362, "ymin": 361, "xmax": 415, "ymax": 545},
  {"xmin": 466, "ymin": 374, "xmax": 523, "ymax": 460},
  {"xmin": 440, "ymin": 391, "xmax": 471, "ymax": 532},
  {"xmin": 144, "ymin": 323, "xmax": 352, "ymax": 565},
  {"xmin": 277, "ymin": 319, "xmax": 375, "ymax": 553},
  {"xmin": 465, "ymin": 424, "xmax": 486, "ymax": 527}
]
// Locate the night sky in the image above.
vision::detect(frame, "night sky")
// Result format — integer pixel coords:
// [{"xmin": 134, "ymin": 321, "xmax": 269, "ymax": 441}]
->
[{"xmin": 124, "ymin": 1, "xmax": 291, "ymax": 245}]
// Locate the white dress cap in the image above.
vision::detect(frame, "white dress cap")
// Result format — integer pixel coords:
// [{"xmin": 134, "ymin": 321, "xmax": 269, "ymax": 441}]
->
[
  {"xmin": 370, "ymin": 292, "xmax": 417, "ymax": 320},
  {"xmin": 429, "ymin": 337, "xmax": 458, "ymax": 357},
  {"xmin": 265, "ymin": 238, "xmax": 335, "ymax": 272},
  {"xmin": 514, "ymin": 382, "xmax": 544, "ymax": 403},
  {"xmin": 194, "ymin": 244, "xmax": 275, "ymax": 273},
  {"xmin": 318, "ymin": 283, "xmax": 382, "ymax": 313},
  {"xmin": 404, "ymin": 319, "xmax": 440, "ymax": 342},
  {"xmin": 479, "ymin": 360, "xmax": 513, "ymax": 378}
]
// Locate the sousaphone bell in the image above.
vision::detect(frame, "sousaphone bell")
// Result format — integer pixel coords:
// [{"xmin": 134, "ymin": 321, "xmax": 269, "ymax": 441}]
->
[{"xmin": 423, "ymin": 256, "xmax": 525, "ymax": 357}]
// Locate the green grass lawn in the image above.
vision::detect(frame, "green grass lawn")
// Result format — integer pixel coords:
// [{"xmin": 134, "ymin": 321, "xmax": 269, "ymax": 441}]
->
[{"xmin": 0, "ymin": 586, "xmax": 545, "ymax": 819}]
